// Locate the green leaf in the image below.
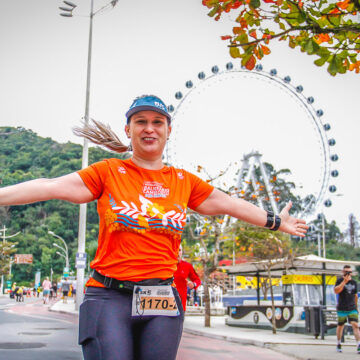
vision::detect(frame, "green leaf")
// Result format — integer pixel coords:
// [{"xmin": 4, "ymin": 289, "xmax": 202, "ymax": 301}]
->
[
  {"xmin": 297, "ymin": 12, "xmax": 306, "ymax": 24},
  {"xmin": 236, "ymin": 32, "xmax": 249, "ymax": 45},
  {"xmin": 322, "ymin": 3, "xmax": 337, "ymax": 13},
  {"xmin": 327, "ymin": 55, "xmax": 346, "ymax": 76},
  {"xmin": 243, "ymin": 44, "xmax": 256, "ymax": 54},
  {"xmin": 347, "ymin": 2, "xmax": 355, "ymax": 11},
  {"xmin": 241, "ymin": 52, "xmax": 253, "ymax": 66},
  {"xmin": 349, "ymin": 54, "xmax": 358, "ymax": 64},
  {"xmin": 288, "ymin": 37, "xmax": 296, "ymax": 49},
  {"xmin": 230, "ymin": 47, "xmax": 241, "ymax": 58},
  {"xmin": 314, "ymin": 57, "xmax": 328, "ymax": 67},
  {"xmin": 305, "ymin": 39, "xmax": 320, "ymax": 55},
  {"xmin": 207, "ymin": 0, "xmax": 220, "ymax": 5},
  {"xmin": 308, "ymin": 7, "xmax": 320, "ymax": 17},
  {"xmin": 244, "ymin": 12, "xmax": 255, "ymax": 27},
  {"xmin": 335, "ymin": 32, "xmax": 347, "ymax": 42},
  {"xmin": 258, "ymin": 46, "xmax": 264, "ymax": 58},
  {"xmin": 250, "ymin": 0, "xmax": 260, "ymax": 8},
  {"xmin": 347, "ymin": 31, "xmax": 359, "ymax": 41},
  {"xmin": 221, "ymin": 0, "xmax": 232, "ymax": 9},
  {"xmin": 318, "ymin": 47, "xmax": 331, "ymax": 58},
  {"xmin": 316, "ymin": 16, "xmax": 330, "ymax": 28},
  {"xmin": 338, "ymin": 49, "xmax": 349, "ymax": 59},
  {"xmin": 207, "ymin": 5, "xmax": 219, "ymax": 17},
  {"xmin": 329, "ymin": 14, "xmax": 341, "ymax": 27}
]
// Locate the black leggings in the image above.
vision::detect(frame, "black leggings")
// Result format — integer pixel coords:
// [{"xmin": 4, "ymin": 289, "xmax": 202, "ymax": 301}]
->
[{"xmin": 79, "ymin": 286, "xmax": 184, "ymax": 360}]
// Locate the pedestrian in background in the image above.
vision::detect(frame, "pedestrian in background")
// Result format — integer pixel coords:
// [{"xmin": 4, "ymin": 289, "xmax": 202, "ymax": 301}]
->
[
  {"xmin": 334, "ymin": 265, "xmax": 360, "ymax": 353},
  {"xmin": 16, "ymin": 286, "xmax": 24, "ymax": 302},
  {"xmin": 61, "ymin": 278, "xmax": 70, "ymax": 304},
  {"xmin": 174, "ymin": 245, "xmax": 201, "ymax": 311},
  {"xmin": 42, "ymin": 276, "xmax": 52, "ymax": 304},
  {"xmin": 52, "ymin": 281, "xmax": 58, "ymax": 298},
  {"xmin": 10, "ymin": 282, "xmax": 16, "ymax": 299},
  {"xmin": 72, "ymin": 280, "xmax": 77, "ymax": 300}
]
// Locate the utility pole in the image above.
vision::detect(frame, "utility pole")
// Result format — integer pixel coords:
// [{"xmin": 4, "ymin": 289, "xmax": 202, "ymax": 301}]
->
[
  {"xmin": 232, "ymin": 240, "xmax": 236, "ymax": 293},
  {"xmin": 0, "ymin": 225, "xmax": 20, "ymax": 294},
  {"xmin": 349, "ymin": 214, "xmax": 356, "ymax": 247}
]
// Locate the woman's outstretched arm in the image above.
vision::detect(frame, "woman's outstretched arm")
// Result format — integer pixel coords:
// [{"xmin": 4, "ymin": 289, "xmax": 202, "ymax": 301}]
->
[
  {"xmin": 0, "ymin": 173, "xmax": 94, "ymax": 206},
  {"xmin": 194, "ymin": 188, "xmax": 308, "ymax": 237}
]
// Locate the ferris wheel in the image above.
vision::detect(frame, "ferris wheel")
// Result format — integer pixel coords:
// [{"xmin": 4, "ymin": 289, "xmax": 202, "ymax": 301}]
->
[{"xmin": 165, "ymin": 63, "xmax": 339, "ymax": 218}]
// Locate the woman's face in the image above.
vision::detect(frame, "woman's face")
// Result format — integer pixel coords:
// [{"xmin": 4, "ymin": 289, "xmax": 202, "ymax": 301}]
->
[{"xmin": 125, "ymin": 110, "xmax": 171, "ymax": 160}]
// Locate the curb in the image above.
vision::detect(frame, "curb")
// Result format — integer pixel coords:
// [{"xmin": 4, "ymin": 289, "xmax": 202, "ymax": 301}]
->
[
  {"xmin": 49, "ymin": 300, "xmax": 78, "ymax": 316},
  {"xmin": 183, "ymin": 327, "xmax": 266, "ymax": 348},
  {"xmin": 48, "ymin": 307, "xmax": 79, "ymax": 316},
  {"xmin": 183, "ymin": 327, "xmax": 347, "ymax": 347}
]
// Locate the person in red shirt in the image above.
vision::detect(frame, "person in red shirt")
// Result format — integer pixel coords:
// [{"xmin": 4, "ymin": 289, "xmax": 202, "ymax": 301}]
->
[{"xmin": 174, "ymin": 245, "xmax": 201, "ymax": 311}]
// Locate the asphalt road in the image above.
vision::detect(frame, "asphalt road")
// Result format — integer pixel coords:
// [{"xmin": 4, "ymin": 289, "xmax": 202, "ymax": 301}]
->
[
  {"xmin": 0, "ymin": 296, "xmax": 81, "ymax": 360},
  {"xmin": 0, "ymin": 295, "xmax": 295, "ymax": 360}
]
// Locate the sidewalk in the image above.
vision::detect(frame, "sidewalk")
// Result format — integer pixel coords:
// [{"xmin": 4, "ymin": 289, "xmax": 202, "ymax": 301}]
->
[
  {"xmin": 183, "ymin": 316, "xmax": 360, "ymax": 359},
  {"xmin": 50, "ymin": 301, "xmax": 360, "ymax": 359},
  {"xmin": 49, "ymin": 297, "xmax": 78, "ymax": 315}
]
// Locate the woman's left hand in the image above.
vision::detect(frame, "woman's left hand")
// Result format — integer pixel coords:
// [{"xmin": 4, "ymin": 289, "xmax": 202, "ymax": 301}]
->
[{"xmin": 278, "ymin": 201, "xmax": 309, "ymax": 237}]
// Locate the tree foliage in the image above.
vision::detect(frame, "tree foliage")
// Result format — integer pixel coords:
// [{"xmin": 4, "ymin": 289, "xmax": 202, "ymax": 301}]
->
[
  {"xmin": 0, "ymin": 127, "xmax": 129, "ymax": 284},
  {"xmin": 202, "ymin": 0, "xmax": 360, "ymax": 75},
  {"xmin": 228, "ymin": 162, "xmax": 316, "ymax": 215},
  {"xmin": 233, "ymin": 220, "xmax": 295, "ymax": 333},
  {"xmin": 183, "ymin": 161, "xmax": 304, "ymax": 327},
  {"xmin": 0, "ymin": 241, "xmax": 17, "ymax": 276}
]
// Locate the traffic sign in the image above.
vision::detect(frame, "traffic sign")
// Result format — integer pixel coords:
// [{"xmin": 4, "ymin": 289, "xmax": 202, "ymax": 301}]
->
[
  {"xmin": 76, "ymin": 252, "xmax": 87, "ymax": 269},
  {"xmin": 63, "ymin": 267, "xmax": 69, "ymax": 278},
  {"xmin": 14, "ymin": 254, "xmax": 33, "ymax": 264}
]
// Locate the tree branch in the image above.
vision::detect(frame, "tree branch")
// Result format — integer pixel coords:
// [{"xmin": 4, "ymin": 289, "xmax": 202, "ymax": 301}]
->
[{"xmin": 228, "ymin": 24, "xmax": 360, "ymax": 48}]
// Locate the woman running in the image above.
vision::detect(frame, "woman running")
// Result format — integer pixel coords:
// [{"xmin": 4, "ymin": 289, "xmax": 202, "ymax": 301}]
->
[{"xmin": 0, "ymin": 94, "xmax": 308, "ymax": 360}]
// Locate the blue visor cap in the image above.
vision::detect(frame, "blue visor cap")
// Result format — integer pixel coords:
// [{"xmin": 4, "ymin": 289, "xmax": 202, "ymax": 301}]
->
[{"xmin": 125, "ymin": 96, "xmax": 171, "ymax": 123}]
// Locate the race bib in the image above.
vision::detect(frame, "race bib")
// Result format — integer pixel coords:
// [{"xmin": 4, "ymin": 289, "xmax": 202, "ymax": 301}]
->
[{"xmin": 131, "ymin": 285, "xmax": 180, "ymax": 317}]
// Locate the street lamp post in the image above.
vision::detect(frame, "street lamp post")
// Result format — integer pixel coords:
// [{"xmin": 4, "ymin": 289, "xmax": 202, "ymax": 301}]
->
[
  {"xmin": 56, "ymin": 251, "xmax": 67, "ymax": 261},
  {"xmin": 76, "ymin": 0, "xmax": 94, "ymax": 312},
  {"xmin": 49, "ymin": 231, "xmax": 70, "ymax": 269},
  {"xmin": 58, "ymin": 0, "xmax": 118, "ymax": 309},
  {"xmin": 58, "ymin": 0, "xmax": 93, "ymax": 310},
  {"xmin": 53, "ymin": 243, "xmax": 69, "ymax": 269}
]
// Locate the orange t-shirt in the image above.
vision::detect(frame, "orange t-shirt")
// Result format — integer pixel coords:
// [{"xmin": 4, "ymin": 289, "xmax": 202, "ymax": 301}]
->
[{"xmin": 77, "ymin": 158, "xmax": 214, "ymax": 287}]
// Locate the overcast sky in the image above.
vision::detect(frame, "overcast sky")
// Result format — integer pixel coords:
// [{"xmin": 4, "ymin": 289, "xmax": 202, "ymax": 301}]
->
[{"xmin": 0, "ymin": 0, "xmax": 359, "ymax": 233}]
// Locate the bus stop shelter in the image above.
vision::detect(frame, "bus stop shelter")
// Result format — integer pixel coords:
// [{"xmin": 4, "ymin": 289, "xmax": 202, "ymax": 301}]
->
[{"xmin": 221, "ymin": 254, "xmax": 360, "ymax": 306}]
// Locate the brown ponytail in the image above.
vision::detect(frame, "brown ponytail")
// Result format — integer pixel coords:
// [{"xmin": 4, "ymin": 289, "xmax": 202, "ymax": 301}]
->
[{"xmin": 73, "ymin": 119, "xmax": 129, "ymax": 153}]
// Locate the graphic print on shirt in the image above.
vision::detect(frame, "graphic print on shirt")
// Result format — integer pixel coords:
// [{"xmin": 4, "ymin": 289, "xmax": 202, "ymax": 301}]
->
[
  {"xmin": 142, "ymin": 181, "xmax": 170, "ymax": 198},
  {"xmin": 345, "ymin": 283, "xmax": 356, "ymax": 294},
  {"xmin": 104, "ymin": 193, "xmax": 187, "ymax": 240}
]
